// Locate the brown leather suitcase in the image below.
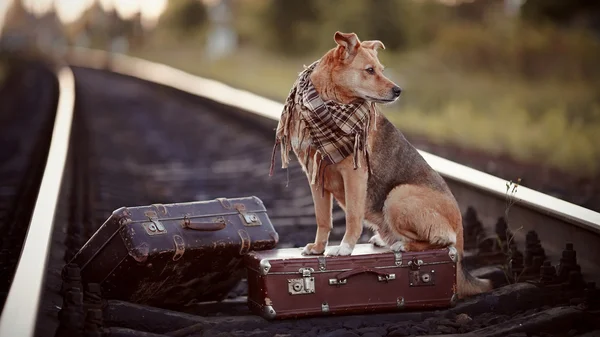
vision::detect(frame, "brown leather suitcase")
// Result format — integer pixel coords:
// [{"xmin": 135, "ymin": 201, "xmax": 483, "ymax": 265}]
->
[
  {"xmin": 244, "ymin": 244, "xmax": 458, "ymax": 319},
  {"xmin": 68, "ymin": 196, "xmax": 279, "ymax": 308}
]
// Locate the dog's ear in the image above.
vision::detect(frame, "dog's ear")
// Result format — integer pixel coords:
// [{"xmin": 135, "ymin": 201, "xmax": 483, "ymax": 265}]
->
[
  {"xmin": 361, "ymin": 40, "xmax": 386, "ymax": 54},
  {"xmin": 334, "ymin": 31, "xmax": 360, "ymax": 60}
]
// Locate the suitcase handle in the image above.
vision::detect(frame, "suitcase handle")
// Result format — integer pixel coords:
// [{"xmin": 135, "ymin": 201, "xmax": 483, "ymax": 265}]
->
[
  {"xmin": 181, "ymin": 216, "xmax": 227, "ymax": 231},
  {"xmin": 329, "ymin": 267, "xmax": 396, "ymax": 285}
]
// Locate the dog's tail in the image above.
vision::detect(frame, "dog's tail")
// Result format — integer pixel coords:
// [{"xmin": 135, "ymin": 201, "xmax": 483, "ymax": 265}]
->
[{"xmin": 456, "ymin": 251, "xmax": 493, "ymax": 298}]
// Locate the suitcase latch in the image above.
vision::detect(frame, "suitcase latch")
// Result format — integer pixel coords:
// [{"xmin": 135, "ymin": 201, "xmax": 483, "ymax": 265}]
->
[
  {"xmin": 142, "ymin": 217, "xmax": 167, "ymax": 236},
  {"xmin": 234, "ymin": 204, "xmax": 262, "ymax": 227},
  {"xmin": 287, "ymin": 268, "xmax": 315, "ymax": 295},
  {"xmin": 409, "ymin": 269, "xmax": 436, "ymax": 287},
  {"xmin": 408, "ymin": 258, "xmax": 435, "ymax": 287},
  {"xmin": 407, "ymin": 258, "xmax": 423, "ymax": 269},
  {"xmin": 394, "ymin": 252, "xmax": 403, "ymax": 266}
]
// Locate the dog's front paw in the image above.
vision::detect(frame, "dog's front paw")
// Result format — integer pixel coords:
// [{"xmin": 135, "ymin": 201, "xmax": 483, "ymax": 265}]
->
[
  {"xmin": 368, "ymin": 233, "xmax": 387, "ymax": 247},
  {"xmin": 389, "ymin": 241, "xmax": 407, "ymax": 252},
  {"xmin": 301, "ymin": 243, "xmax": 326, "ymax": 255},
  {"xmin": 325, "ymin": 242, "xmax": 354, "ymax": 256}
]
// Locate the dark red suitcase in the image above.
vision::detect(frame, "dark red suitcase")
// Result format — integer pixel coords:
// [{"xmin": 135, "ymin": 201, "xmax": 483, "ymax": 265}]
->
[
  {"xmin": 68, "ymin": 196, "xmax": 279, "ymax": 308},
  {"xmin": 244, "ymin": 244, "xmax": 457, "ymax": 319}
]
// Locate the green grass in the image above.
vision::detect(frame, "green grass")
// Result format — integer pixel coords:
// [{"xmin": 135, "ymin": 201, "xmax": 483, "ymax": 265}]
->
[{"xmin": 129, "ymin": 43, "xmax": 600, "ymax": 177}]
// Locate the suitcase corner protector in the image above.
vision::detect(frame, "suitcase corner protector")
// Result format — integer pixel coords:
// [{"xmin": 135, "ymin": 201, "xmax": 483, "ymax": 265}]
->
[
  {"xmin": 262, "ymin": 305, "xmax": 276, "ymax": 320},
  {"xmin": 448, "ymin": 246, "xmax": 458, "ymax": 262},
  {"xmin": 450, "ymin": 292, "xmax": 458, "ymax": 307},
  {"xmin": 249, "ymin": 299, "xmax": 277, "ymax": 320},
  {"xmin": 259, "ymin": 258, "xmax": 271, "ymax": 275}
]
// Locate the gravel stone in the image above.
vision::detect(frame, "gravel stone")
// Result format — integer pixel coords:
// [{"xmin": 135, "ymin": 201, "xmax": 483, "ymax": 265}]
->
[
  {"xmin": 245, "ymin": 329, "xmax": 272, "ymax": 337},
  {"xmin": 342, "ymin": 319, "xmax": 362, "ymax": 330},
  {"xmin": 321, "ymin": 329, "xmax": 360, "ymax": 337},
  {"xmin": 357, "ymin": 327, "xmax": 386, "ymax": 336},
  {"xmin": 387, "ymin": 326, "xmax": 409, "ymax": 336},
  {"xmin": 202, "ymin": 330, "xmax": 235, "ymax": 337},
  {"xmin": 437, "ymin": 325, "xmax": 457, "ymax": 334},
  {"xmin": 387, "ymin": 328, "xmax": 408, "ymax": 337},
  {"xmin": 361, "ymin": 333, "xmax": 382, "ymax": 337},
  {"xmin": 455, "ymin": 313, "xmax": 473, "ymax": 325},
  {"xmin": 408, "ymin": 325, "xmax": 429, "ymax": 335}
]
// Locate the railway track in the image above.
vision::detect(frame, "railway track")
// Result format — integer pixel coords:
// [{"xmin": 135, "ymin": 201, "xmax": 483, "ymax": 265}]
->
[
  {"xmin": 0, "ymin": 50, "xmax": 599, "ymax": 337},
  {"xmin": 0, "ymin": 60, "xmax": 59, "ymax": 309}
]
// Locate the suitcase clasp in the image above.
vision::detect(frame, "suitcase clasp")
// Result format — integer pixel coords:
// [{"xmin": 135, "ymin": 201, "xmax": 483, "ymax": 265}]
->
[
  {"xmin": 287, "ymin": 268, "xmax": 315, "ymax": 295},
  {"xmin": 407, "ymin": 258, "xmax": 423, "ymax": 270},
  {"xmin": 394, "ymin": 252, "xmax": 403, "ymax": 266},
  {"xmin": 142, "ymin": 218, "xmax": 167, "ymax": 236},
  {"xmin": 234, "ymin": 204, "xmax": 262, "ymax": 227}
]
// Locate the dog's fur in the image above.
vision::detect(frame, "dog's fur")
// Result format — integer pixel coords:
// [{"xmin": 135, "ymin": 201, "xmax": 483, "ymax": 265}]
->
[{"xmin": 286, "ymin": 31, "xmax": 492, "ymax": 299}]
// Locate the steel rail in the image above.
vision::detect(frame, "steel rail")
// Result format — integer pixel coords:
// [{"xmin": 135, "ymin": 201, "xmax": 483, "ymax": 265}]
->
[
  {"xmin": 0, "ymin": 67, "xmax": 75, "ymax": 337},
  {"xmin": 66, "ymin": 47, "xmax": 600, "ymax": 281}
]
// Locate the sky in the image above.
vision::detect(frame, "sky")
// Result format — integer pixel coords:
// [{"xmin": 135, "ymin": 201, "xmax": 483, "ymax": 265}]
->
[{"xmin": 0, "ymin": 0, "xmax": 169, "ymax": 32}]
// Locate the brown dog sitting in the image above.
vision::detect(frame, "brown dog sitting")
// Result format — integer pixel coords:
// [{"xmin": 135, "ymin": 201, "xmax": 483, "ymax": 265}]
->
[{"xmin": 269, "ymin": 31, "xmax": 492, "ymax": 299}]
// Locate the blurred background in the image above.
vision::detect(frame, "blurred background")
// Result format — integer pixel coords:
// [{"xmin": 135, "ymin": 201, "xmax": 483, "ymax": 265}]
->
[{"xmin": 1, "ymin": 0, "xmax": 599, "ymax": 206}]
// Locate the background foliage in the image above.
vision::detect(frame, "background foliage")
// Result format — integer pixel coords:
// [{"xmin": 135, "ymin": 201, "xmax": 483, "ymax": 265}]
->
[{"xmin": 135, "ymin": 0, "xmax": 600, "ymax": 177}]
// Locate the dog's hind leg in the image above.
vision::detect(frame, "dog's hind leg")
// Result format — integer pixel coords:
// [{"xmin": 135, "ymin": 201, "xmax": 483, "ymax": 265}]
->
[
  {"xmin": 383, "ymin": 184, "xmax": 492, "ymax": 297},
  {"xmin": 382, "ymin": 184, "xmax": 459, "ymax": 252},
  {"xmin": 368, "ymin": 232, "xmax": 387, "ymax": 247},
  {"xmin": 302, "ymin": 182, "xmax": 333, "ymax": 255}
]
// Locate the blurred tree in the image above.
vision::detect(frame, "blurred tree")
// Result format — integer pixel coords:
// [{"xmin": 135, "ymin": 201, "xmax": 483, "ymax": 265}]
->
[
  {"xmin": 364, "ymin": 0, "xmax": 408, "ymax": 50},
  {"xmin": 314, "ymin": 0, "xmax": 450, "ymax": 52},
  {"xmin": 158, "ymin": 0, "xmax": 208, "ymax": 37},
  {"xmin": 262, "ymin": 0, "xmax": 320, "ymax": 55},
  {"xmin": 521, "ymin": 0, "xmax": 600, "ymax": 29}
]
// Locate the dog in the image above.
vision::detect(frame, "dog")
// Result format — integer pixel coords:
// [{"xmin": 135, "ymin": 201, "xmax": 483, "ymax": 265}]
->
[{"xmin": 270, "ymin": 31, "xmax": 492, "ymax": 299}]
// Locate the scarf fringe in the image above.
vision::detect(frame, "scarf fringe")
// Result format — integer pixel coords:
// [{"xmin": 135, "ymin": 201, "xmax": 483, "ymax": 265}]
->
[{"xmin": 270, "ymin": 60, "xmax": 377, "ymax": 190}]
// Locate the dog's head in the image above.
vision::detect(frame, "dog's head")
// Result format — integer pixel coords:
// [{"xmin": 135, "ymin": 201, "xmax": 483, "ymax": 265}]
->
[{"xmin": 316, "ymin": 31, "xmax": 401, "ymax": 104}]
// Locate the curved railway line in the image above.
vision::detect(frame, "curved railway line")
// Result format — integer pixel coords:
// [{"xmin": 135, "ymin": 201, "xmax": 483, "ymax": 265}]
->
[
  {"xmin": 0, "ymin": 50, "xmax": 598, "ymax": 337},
  {"xmin": 0, "ymin": 61, "xmax": 59, "ymax": 308}
]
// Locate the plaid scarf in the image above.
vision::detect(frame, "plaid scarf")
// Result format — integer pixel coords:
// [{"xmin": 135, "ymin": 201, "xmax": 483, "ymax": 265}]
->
[{"xmin": 269, "ymin": 60, "xmax": 376, "ymax": 189}]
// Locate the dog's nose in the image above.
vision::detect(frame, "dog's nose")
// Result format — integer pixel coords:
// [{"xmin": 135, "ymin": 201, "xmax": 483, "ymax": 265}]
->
[{"xmin": 392, "ymin": 86, "xmax": 402, "ymax": 97}]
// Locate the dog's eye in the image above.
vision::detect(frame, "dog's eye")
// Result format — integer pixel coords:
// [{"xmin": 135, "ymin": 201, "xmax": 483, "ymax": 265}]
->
[{"xmin": 366, "ymin": 67, "xmax": 375, "ymax": 74}]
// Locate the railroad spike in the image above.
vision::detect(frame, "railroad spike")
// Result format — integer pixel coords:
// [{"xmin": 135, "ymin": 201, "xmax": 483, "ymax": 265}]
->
[
  {"xmin": 83, "ymin": 283, "xmax": 104, "ymax": 313},
  {"xmin": 524, "ymin": 230, "xmax": 546, "ymax": 269},
  {"xmin": 54, "ymin": 288, "xmax": 85, "ymax": 337},
  {"xmin": 539, "ymin": 260, "xmax": 557, "ymax": 286},
  {"xmin": 463, "ymin": 206, "xmax": 485, "ymax": 251},
  {"xmin": 556, "ymin": 243, "xmax": 581, "ymax": 284},
  {"xmin": 83, "ymin": 309, "xmax": 104, "ymax": 337},
  {"xmin": 60, "ymin": 263, "xmax": 83, "ymax": 297},
  {"xmin": 508, "ymin": 249, "xmax": 524, "ymax": 282}
]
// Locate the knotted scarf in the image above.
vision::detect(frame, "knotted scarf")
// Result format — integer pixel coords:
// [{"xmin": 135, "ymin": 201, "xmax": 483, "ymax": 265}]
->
[{"xmin": 269, "ymin": 60, "xmax": 376, "ymax": 190}]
